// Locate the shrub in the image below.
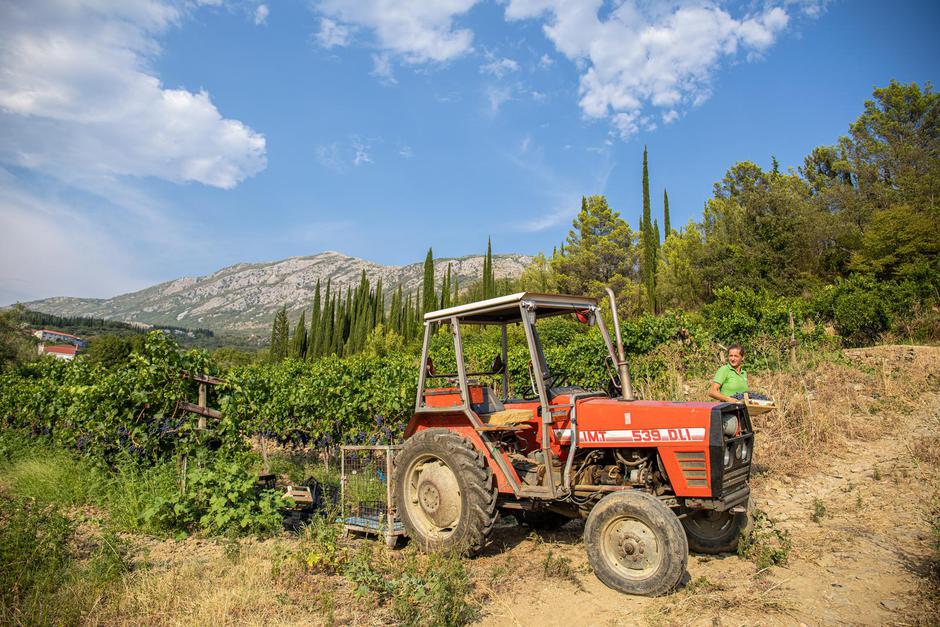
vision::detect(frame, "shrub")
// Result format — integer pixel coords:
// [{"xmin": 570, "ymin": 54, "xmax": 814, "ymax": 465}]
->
[{"xmin": 738, "ymin": 509, "xmax": 791, "ymax": 569}]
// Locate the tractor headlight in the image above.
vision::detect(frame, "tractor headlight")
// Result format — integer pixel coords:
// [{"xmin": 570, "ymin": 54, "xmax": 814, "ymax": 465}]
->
[
  {"xmin": 722, "ymin": 415, "xmax": 739, "ymax": 437},
  {"xmin": 741, "ymin": 442, "xmax": 750, "ymax": 462},
  {"xmin": 724, "ymin": 447, "xmax": 733, "ymax": 468}
]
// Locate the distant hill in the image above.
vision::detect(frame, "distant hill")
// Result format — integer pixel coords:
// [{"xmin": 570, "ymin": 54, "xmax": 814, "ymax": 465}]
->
[{"xmin": 23, "ymin": 251, "xmax": 533, "ymax": 334}]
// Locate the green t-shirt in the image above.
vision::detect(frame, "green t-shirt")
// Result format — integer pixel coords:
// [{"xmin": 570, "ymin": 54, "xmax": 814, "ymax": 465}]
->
[{"xmin": 713, "ymin": 363, "xmax": 748, "ymax": 396}]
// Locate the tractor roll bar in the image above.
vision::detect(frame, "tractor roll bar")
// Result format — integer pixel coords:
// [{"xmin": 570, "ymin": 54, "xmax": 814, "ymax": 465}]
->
[{"xmin": 604, "ymin": 287, "xmax": 634, "ymax": 401}]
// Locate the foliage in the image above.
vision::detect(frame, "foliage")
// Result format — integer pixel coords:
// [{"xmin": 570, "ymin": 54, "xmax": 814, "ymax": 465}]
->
[
  {"xmin": 0, "ymin": 305, "xmax": 35, "ymax": 367},
  {"xmin": 344, "ymin": 545, "xmax": 480, "ymax": 627},
  {"xmin": 86, "ymin": 333, "xmax": 145, "ymax": 367},
  {"xmin": 738, "ymin": 509, "xmax": 792, "ymax": 569},
  {"xmin": 0, "ymin": 496, "xmax": 128, "ymax": 626},
  {"xmin": 143, "ymin": 456, "xmax": 283, "ymax": 536},
  {"xmin": 552, "ymin": 195, "xmax": 640, "ymax": 307}
]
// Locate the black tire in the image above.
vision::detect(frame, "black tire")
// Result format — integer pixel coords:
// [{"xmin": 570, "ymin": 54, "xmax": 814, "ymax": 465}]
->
[
  {"xmin": 682, "ymin": 506, "xmax": 751, "ymax": 554},
  {"xmin": 513, "ymin": 509, "xmax": 572, "ymax": 531},
  {"xmin": 392, "ymin": 428, "xmax": 498, "ymax": 556},
  {"xmin": 584, "ymin": 491, "xmax": 688, "ymax": 596}
]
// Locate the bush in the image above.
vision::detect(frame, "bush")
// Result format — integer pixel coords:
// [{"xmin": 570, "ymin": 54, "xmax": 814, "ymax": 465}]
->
[
  {"xmin": 811, "ymin": 276, "xmax": 891, "ymax": 346},
  {"xmin": 141, "ymin": 455, "xmax": 283, "ymax": 536}
]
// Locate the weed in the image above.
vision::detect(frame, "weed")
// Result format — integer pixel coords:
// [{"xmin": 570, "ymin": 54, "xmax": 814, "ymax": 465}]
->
[
  {"xmin": 873, "ymin": 466, "xmax": 882, "ymax": 481},
  {"xmin": 343, "ymin": 544, "xmax": 480, "ymax": 626},
  {"xmin": 542, "ymin": 550, "xmax": 582, "ymax": 589},
  {"xmin": 811, "ymin": 499, "xmax": 827, "ymax": 523},
  {"xmin": 738, "ymin": 509, "xmax": 791, "ymax": 569},
  {"xmin": 856, "ymin": 493, "xmax": 863, "ymax": 510},
  {"xmin": 0, "ymin": 496, "xmax": 128, "ymax": 625},
  {"xmin": 298, "ymin": 509, "xmax": 345, "ymax": 574}
]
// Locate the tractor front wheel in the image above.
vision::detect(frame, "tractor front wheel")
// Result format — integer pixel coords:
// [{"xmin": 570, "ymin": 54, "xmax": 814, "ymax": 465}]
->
[
  {"xmin": 584, "ymin": 491, "xmax": 688, "ymax": 596},
  {"xmin": 682, "ymin": 506, "xmax": 751, "ymax": 554},
  {"xmin": 392, "ymin": 429, "xmax": 498, "ymax": 556}
]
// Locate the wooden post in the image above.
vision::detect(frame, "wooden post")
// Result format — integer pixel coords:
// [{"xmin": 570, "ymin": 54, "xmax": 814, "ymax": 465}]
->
[
  {"xmin": 260, "ymin": 435, "xmax": 270, "ymax": 475},
  {"xmin": 197, "ymin": 383, "xmax": 207, "ymax": 430},
  {"xmin": 788, "ymin": 309, "xmax": 798, "ymax": 368}
]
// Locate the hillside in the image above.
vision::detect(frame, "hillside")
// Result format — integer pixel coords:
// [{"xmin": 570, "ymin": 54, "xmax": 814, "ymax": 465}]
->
[{"xmin": 22, "ymin": 251, "xmax": 532, "ymax": 333}]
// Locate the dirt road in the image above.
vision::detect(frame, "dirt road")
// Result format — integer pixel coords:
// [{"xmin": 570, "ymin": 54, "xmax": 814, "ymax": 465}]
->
[{"xmin": 473, "ymin": 386, "xmax": 939, "ymax": 625}]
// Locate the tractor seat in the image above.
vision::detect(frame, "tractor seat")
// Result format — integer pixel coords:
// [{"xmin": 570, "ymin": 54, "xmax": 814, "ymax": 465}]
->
[
  {"xmin": 486, "ymin": 408, "xmax": 536, "ymax": 426},
  {"xmin": 471, "ymin": 386, "xmax": 505, "ymax": 416}
]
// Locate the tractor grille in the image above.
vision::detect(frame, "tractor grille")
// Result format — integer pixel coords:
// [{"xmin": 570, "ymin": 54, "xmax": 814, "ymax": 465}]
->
[
  {"xmin": 676, "ymin": 451, "xmax": 708, "ymax": 488},
  {"xmin": 722, "ymin": 464, "xmax": 750, "ymax": 494}
]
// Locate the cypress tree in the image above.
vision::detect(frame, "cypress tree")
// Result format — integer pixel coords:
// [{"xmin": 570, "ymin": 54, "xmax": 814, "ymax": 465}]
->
[
  {"xmin": 641, "ymin": 145, "xmax": 656, "ymax": 312},
  {"xmin": 422, "ymin": 248, "xmax": 435, "ymax": 315},
  {"xmin": 315, "ymin": 279, "xmax": 331, "ymax": 357},
  {"xmin": 440, "ymin": 263, "xmax": 452, "ymax": 309},
  {"xmin": 452, "ymin": 274, "xmax": 459, "ymax": 306},
  {"xmin": 663, "ymin": 189, "xmax": 671, "ymax": 239},
  {"xmin": 483, "ymin": 238, "xmax": 494, "ymax": 298},
  {"xmin": 306, "ymin": 280, "xmax": 321, "ymax": 361},
  {"xmin": 291, "ymin": 311, "xmax": 307, "ymax": 359},
  {"xmin": 269, "ymin": 306, "xmax": 289, "ymax": 362}
]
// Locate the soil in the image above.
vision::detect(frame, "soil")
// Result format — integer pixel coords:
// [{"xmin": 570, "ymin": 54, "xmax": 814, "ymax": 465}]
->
[{"xmin": 469, "ymin": 346, "xmax": 940, "ymax": 626}]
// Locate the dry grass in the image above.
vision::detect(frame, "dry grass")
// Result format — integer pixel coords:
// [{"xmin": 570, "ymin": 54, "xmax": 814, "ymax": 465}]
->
[
  {"xmin": 746, "ymin": 345, "xmax": 940, "ymax": 476},
  {"xmin": 643, "ymin": 574, "xmax": 794, "ymax": 626},
  {"xmin": 86, "ymin": 539, "xmax": 335, "ymax": 626}
]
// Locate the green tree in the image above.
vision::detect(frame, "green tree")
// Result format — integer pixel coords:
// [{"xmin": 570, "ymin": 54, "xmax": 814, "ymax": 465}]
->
[
  {"xmin": 422, "ymin": 248, "xmax": 435, "ymax": 315},
  {"xmin": 306, "ymin": 280, "xmax": 321, "ymax": 361},
  {"xmin": 0, "ymin": 305, "xmax": 35, "ymax": 366},
  {"xmin": 552, "ymin": 195, "xmax": 639, "ymax": 305},
  {"xmin": 86, "ymin": 333, "xmax": 144, "ymax": 367},
  {"xmin": 663, "ymin": 188, "xmax": 671, "ymax": 238},
  {"xmin": 640, "ymin": 146, "xmax": 657, "ymax": 311},
  {"xmin": 291, "ymin": 310, "xmax": 307, "ymax": 359},
  {"xmin": 269, "ymin": 306, "xmax": 289, "ymax": 362}
]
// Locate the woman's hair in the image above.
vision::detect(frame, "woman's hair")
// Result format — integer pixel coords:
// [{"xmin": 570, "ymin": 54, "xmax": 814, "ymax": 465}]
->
[{"xmin": 728, "ymin": 343, "xmax": 744, "ymax": 356}]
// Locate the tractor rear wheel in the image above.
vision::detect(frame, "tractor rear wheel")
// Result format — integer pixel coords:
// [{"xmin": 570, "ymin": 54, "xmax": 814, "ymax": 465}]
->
[
  {"xmin": 392, "ymin": 429, "xmax": 498, "ymax": 556},
  {"xmin": 584, "ymin": 491, "xmax": 687, "ymax": 596},
  {"xmin": 682, "ymin": 506, "xmax": 751, "ymax": 554}
]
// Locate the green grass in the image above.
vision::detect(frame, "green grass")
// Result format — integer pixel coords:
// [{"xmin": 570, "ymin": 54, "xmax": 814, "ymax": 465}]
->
[{"xmin": 0, "ymin": 496, "xmax": 129, "ymax": 625}]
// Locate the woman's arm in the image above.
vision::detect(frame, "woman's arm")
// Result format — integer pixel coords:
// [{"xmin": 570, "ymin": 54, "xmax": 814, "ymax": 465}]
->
[{"xmin": 708, "ymin": 381, "xmax": 738, "ymax": 403}]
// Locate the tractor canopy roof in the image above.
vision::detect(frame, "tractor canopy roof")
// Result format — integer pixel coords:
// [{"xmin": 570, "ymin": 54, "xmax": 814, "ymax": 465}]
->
[{"xmin": 423, "ymin": 292, "xmax": 598, "ymax": 325}]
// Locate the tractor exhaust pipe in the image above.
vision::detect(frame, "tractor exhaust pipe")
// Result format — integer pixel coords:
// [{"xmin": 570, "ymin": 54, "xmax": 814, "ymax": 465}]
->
[{"xmin": 604, "ymin": 287, "xmax": 634, "ymax": 401}]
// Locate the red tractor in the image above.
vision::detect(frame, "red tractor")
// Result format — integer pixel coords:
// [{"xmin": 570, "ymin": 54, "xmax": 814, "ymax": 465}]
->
[{"xmin": 392, "ymin": 290, "xmax": 753, "ymax": 596}]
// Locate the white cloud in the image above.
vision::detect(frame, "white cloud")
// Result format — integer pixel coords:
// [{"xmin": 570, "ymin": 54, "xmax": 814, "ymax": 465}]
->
[
  {"xmin": 316, "ymin": 136, "xmax": 375, "ymax": 171},
  {"xmin": 315, "ymin": 17, "xmax": 350, "ymax": 47},
  {"xmin": 371, "ymin": 53, "xmax": 397, "ymax": 83},
  {"xmin": 480, "ymin": 53, "xmax": 520, "ymax": 78},
  {"xmin": 314, "ymin": 0, "xmax": 479, "ymax": 64},
  {"xmin": 538, "ymin": 53, "xmax": 554, "ymax": 69},
  {"xmin": 352, "ymin": 137, "xmax": 373, "ymax": 166},
  {"xmin": 486, "ymin": 86, "xmax": 514, "ymax": 114},
  {"xmin": 662, "ymin": 109, "xmax": 679, "ymax": 124},
  {"xmin": 254, "ymin": 4, "xmax": 269, "ymax": 25},
  {"xmin": 505, "ymin": 0, "xmax": 793, "ymax": 138},
  {"xmin": 399, "ymin": 144, "xmax": 414, "ymax": 158},
  {"xmin": 0, "ymin": 0, "xmax": 267, "ymax": 189}
]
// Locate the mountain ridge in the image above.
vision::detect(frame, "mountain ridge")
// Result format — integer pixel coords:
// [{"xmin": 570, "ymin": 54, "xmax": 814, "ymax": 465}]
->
[{"xmin": 24, "ymin": 251, "xmax": 534, "ymax": 334}]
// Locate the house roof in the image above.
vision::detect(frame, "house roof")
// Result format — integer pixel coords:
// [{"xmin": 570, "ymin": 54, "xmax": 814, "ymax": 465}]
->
[
  {"xmin": 42, "ymin": 344, "xmax": 78, "ymax": 355},
  {"xmin": 424, "ymin": 292, "xmax": 598, "ymax": 324},
  {"xmin": 38, "ymin": 329, "xmax": 80, "ymax": 340}
]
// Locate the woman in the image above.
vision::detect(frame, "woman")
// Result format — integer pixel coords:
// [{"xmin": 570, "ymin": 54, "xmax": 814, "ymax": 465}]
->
[{"xmin": 708, "ymin": 344, "xmax": 764, "ymax": 403}]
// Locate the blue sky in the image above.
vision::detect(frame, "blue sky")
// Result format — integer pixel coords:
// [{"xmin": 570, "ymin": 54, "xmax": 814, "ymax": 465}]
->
[{"xmin": 1, "ymin": 0, "xmax": 938, "ymax": 305}]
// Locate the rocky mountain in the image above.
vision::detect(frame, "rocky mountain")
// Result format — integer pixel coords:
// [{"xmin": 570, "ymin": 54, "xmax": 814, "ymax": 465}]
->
[{"xmin": 25, "ymin": 251, "xmax": 533, "ymax": 334}]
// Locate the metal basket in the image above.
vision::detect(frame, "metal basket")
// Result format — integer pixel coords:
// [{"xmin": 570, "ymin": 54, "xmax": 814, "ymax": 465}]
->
[{"xmin": 340, "ymin": 445, "xmax": 404, "ymax": 547}]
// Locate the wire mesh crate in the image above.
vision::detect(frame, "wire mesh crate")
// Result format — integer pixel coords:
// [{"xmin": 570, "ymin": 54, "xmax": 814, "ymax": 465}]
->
[{"xmin": 340, "ymin": 445, "xmax": 404, "ymax": 547}]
